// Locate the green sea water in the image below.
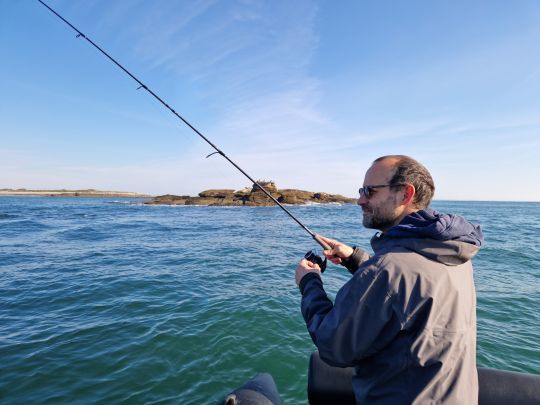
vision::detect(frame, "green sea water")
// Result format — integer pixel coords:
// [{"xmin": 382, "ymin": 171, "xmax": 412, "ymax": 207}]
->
[{"xmin": 0, "ymin": 198, "xmax": 538, "ymax": 403}]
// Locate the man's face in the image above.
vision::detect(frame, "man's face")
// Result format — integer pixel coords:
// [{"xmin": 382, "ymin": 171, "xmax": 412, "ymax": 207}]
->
[{"xmin": 358, "ymin": 160, "xmax": 403, "ymax": 231}]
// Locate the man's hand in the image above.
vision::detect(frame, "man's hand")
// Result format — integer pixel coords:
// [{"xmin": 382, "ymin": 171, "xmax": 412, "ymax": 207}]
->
[
  {"xmin": 295, "ymin": 258, "xmax": 321, "ymax": 286},
  {"xmin": 318, "ymin": 235, "xmax": 354, "ymax": 265}
]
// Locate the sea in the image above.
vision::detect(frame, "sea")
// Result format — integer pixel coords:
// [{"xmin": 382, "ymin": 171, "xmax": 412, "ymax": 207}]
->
[{"xmin": 1, "ymin": 197, "xmax": 538, "ymax": 404}]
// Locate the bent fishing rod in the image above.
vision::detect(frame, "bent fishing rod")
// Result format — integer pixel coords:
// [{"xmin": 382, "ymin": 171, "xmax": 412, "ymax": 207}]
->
[{"xmin": 37, "ymin": 0, "xmax": 332, "ymax": 255}]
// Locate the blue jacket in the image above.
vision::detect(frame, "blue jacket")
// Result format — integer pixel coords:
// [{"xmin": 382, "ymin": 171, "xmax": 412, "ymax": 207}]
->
[{"xmin": 300, "ymin": 209, "xmax": 484, "ymax": 404}]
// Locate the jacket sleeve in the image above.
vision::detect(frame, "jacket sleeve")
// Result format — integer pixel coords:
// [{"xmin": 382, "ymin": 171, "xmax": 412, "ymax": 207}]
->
[{"xmin": 300, "ymin": 261, "xmax": 402, "ymax": 367}]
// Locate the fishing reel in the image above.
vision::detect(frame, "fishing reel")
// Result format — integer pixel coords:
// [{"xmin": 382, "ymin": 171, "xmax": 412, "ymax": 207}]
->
[{"xmin": 304, "ymin": 249, "xmax": 327, "ymax": 273}]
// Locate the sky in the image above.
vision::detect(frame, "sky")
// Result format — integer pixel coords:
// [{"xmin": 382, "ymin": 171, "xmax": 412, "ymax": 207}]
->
[{"xmin": 1, "ymin": 0, "xmax": 539, "ymax": 201}]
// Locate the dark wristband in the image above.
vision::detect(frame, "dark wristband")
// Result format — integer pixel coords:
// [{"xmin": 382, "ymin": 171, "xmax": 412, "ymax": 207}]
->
[{"xmin": 341, "ymin": 246, "xmax": 368, "ymax": 274}]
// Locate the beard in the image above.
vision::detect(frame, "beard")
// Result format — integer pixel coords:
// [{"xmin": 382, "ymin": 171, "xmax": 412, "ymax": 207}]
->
[{"xmin": 362, "ymin": 197, "xmax": 401, "ymax": 231}]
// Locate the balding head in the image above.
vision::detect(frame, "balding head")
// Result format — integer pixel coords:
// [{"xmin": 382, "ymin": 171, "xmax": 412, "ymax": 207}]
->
[{"xmin": 373, "ymin": 155, "xmax": 435, "ymax": 209}]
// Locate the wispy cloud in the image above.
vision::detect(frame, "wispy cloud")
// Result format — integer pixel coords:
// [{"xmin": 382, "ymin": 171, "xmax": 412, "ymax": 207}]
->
[
  {"xmin": 93, "ymin": 0, "xmax": 329, "ymax": 175},
  {"xmin": 213, "ymin": 80, "xmax": 328, "ymax": 146},
  {"xmin": 89, "ymin": 1, "xmax": 320, "ymax": 104}
]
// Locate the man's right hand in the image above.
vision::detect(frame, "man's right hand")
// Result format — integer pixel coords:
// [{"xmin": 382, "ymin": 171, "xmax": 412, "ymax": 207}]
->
[{"xmin": 317, "ymin": 235, "xmax": 354, "ymax": 265}]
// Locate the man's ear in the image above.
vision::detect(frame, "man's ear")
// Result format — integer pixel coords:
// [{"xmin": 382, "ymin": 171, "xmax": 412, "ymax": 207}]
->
[{"xmin": 401, "ymin": 184, "xmax": 416, "ymax": 205}]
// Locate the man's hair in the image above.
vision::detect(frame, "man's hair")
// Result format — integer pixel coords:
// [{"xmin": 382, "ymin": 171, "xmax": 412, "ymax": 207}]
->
[{"xmin": 374, "ymin": 155, "xmax": 435, "ymax": 208}]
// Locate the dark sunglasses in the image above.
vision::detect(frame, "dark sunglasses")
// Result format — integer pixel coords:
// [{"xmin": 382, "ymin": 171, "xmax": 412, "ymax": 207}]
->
[{"xmin": 358, "ymin": 183, "xmax": 406, "ymax": 199}]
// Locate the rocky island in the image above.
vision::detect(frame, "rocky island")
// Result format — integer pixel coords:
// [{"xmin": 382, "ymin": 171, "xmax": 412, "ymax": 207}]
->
[{"xmin": 145, "ymin": 181, "xmax": 356, "ymax": 206}]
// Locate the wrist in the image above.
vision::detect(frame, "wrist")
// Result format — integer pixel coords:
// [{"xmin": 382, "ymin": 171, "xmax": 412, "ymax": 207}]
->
[{"xmin": 299, "ymin": 272, "xmax": 321, "ymax": 294}]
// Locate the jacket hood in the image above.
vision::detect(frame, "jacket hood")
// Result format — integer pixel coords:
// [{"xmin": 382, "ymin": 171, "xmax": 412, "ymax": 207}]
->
[{"xmin": 371, "ymin": 209, "xmax": 484, "ymax": 265}]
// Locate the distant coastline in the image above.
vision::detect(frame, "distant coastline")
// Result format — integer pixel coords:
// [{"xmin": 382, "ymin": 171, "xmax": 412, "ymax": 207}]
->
[{"xmin": 0, "ymin": 188, "xmax": 150, "ymax": 198}]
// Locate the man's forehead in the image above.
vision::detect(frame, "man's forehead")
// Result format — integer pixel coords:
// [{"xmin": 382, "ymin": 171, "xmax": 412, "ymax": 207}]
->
[{"xmin": 364, "ymin": 159, "xmax": 397, "ymax": 183}]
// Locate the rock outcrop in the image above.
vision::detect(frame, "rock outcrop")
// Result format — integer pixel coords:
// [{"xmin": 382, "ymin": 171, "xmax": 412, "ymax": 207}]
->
[{"xmin": 145, "ymin": 181, "xmax": 356, "ymax": 206}]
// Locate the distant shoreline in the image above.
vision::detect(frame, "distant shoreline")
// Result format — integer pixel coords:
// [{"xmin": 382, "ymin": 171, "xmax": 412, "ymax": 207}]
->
[
  {"xmin": 1, "ymin": 189, "xmax": 536, "ymax": 203},
  {"xmin": 0, "ymin": 189, "xmax": 150, "ymax": 198}
]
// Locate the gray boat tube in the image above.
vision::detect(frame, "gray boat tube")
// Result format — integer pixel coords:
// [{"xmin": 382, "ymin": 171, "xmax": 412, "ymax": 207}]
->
[
  {"xmin": 218, "ymin": 351, "xmax": 539, "ymax": 404},
  {"xmin": 217, "ymin": 373, "xmax": 281, "ymax": 405},
  {"xmin": 308, "ymin": 351, "xmax": 540, "ymax": 405}
]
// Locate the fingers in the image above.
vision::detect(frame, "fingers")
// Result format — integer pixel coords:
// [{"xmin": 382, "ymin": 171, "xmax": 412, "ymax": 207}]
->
[
  {"xmin": 323, "ymin": 250, "xmax": 342, "ymax": 264},
  {"xmin": 320, "ymin": 236, "xmax": 354, "ymax": 266},
  {"xmin": 329, "ymin": 256, "xmax": 343, "ymax": 265},
  {"xmin": 301, "ymin": 258, "xmax": 313, "ymax": 268},
  {"xmin": 317, "ymin": 235, "xmax": 341, "ymax": 258},
  {"xmin": 299, "ymin": 258, "xmax": 319, "ymax": 269},
  {"xmin": 317, "ymin": 235, "xmax": 339, "ymax": 247},
  {"xmin": 295, "ymin": 258, "xmax": 321, "ymax": 286}
]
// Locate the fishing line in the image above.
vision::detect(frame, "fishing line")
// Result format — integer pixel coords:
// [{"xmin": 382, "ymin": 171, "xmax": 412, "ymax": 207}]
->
[{"xmin": 36, "ymin": 0, "xmax": 331, "ymax": 251}]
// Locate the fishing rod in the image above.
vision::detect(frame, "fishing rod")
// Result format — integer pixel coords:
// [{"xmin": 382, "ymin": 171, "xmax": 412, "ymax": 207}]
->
[{"xmin": 37, "ymin": 0, "xmax": 333, "ymax": 256}]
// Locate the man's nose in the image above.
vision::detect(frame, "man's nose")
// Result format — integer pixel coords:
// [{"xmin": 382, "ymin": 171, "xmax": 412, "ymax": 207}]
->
[{"xmin": 357, "ymin": 194, "xmax": 368, "ymax": 206}]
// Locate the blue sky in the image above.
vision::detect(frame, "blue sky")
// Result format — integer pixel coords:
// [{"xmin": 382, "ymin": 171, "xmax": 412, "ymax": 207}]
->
[{"xmin": 1, "ymin": 0, "xmax": 539, "ymax": 201}]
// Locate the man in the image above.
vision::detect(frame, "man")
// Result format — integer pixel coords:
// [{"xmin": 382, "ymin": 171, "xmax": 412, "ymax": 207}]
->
[{"xmin": 295, "ymin": 155, "xmax": 483, "ymax": 404}]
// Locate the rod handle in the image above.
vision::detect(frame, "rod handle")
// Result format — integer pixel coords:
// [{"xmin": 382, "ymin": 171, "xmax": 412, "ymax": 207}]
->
[
  {"xmin": 313, "ymin": 234, "xmax": 350, "ymax": 268},
  {"xmin": 313, "ymin": 234, "xmax": 332, "ymax": 251}
]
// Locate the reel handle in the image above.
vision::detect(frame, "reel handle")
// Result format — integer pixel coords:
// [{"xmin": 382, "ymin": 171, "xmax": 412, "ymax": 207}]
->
[{"xmin": 304, "ymin": 249, "xmax": 327, "ymax": 273}]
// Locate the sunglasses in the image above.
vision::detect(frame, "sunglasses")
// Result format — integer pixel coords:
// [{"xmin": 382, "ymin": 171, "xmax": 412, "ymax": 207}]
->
[{"xmin": 358, "ymin": 183, "xmax": 406, "ymax": 199}]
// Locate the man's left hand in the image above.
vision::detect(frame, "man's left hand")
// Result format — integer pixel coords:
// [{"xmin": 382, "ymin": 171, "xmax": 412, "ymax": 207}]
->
[{"xmin": 295, "ymin": 258, "xmax": 321, "ymax": 286}]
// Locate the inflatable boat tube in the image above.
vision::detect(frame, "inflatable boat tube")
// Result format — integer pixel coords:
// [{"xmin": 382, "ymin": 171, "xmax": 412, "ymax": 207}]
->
[
  {"xmin": 308, "ymin": 351, "xmax": 540, "ymax": 405},
  {"xmin": 218, "ymin": 372, "xmax": 281, "ymax": 405}
]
